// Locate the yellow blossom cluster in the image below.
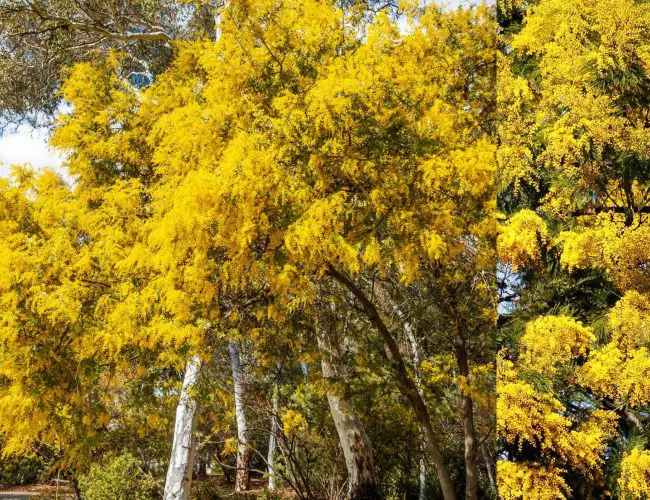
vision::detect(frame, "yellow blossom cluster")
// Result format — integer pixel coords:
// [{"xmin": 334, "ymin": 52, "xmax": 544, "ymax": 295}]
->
[
  {"xmin": 497, "ymin": 461, "xmax": 570, "ymax": 500},
  {"xmin": 497, "ymin": 209, "xmax": 549, "ymax": 271},
  {"xmin": 518, "ymin": 316, "xmax": 594, "ymax": 374},
  {"xmin": 619, "ymin": 448, "xmax": 650, "ymax": 498},
  {"xmin": 498, "ymin": 0, "xmax": 650, "ymax": 495}
]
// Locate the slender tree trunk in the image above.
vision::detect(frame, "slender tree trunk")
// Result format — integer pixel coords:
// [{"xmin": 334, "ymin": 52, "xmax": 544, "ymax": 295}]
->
[
  {"xmin": 228, "ymin": 340, "xmax": 250, "ymax": 492},
  {"xmin": 377, "ymin": 283, "xmax": 478, "ymax": 500},
  {"xmin": 400, "ymin": 306, "xmax": 429, "ymax": 500},
  {"xmin": 267, "ymin": 385, "xmax": 279, "ymax": 490},
  {"xmin": 71, "ymin": 476, "xmax": 82, "ymax": 500},
  {"xmin": 316, "ymin": 306, "xmax": 379, "ymax": 500},
  {"xmin": 419, "ymin": 455, "xmax": 428, "ymax": 500},
  {"xmin": 197, "ymin": 458, "xmax": 207, "ymax": 478},
  {"xmin": 214, "ymin": 442, "xmax": 234, "ymax": 484},
  {"xmin": 326, "ymin": 266, "xmax": 456, "ymax": 500},
  {"xmin": 453, "ymin": 335, "xmax": 478, "ymax": 500},
  {"xmin": 213, "ymin": 0, "xmax": 223, "ymax": 44},
  {"xmin": 164, "ymin": 355, "xmax": 201, "ymax": 500},
  {"xmin": 482, "ymin": 446, "xmax": 495, "ymax": 491},
  {"xmin": 408, "ymin": 377, "xmax": 457, "ymax": 500}
]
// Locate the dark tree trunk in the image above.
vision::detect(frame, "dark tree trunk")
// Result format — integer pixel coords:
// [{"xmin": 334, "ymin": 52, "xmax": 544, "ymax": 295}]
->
[
  {"xmin": 71, "ymin": 476, "xmax": 82, "ymax": 500},
  {"xmin": 453, "ymin": 335, "xmax": 478, "ymax": 500}
]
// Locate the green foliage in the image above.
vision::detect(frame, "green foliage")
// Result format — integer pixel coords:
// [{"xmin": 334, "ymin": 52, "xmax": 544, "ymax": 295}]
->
[
  {"xmin": 0, "ymin": 454, "xmax": 45, "ymax": 487},
  {"xmin": 255, "ymin": 489, "xmax": 284, "ymax": 500},
  {"xmin": 189, "ymin": 479, "xmax": 223, "ymax": 500},
  {"xmin": 77, "ymin": 453, "xmax": 158, "ymax": 500}
]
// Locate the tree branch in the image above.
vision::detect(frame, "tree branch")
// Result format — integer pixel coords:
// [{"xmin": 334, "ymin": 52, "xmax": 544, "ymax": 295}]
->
[{"xmin": 28, "ymin": 1, "xmax": 174, "ymax": 44}]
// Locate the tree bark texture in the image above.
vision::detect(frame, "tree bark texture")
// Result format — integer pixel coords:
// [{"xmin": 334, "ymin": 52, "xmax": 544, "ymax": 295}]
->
[
  {"xmin": 229, "ymin": 340, "xmax": 251, "ymax": 492},
  {"xmin": 164, "ymin": 355, "xmax": 201, "ymax": 500},
  {"xmin": 267, "ymin": 384, "xmax": 279, "ymax": 490},
  {"xmin": 316, "ymin": 305, "xmax": 380, "ymax": 500}
]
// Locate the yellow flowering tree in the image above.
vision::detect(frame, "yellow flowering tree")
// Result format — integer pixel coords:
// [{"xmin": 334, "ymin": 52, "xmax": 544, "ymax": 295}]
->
[
  {"xmin": 127, "ymin": 1, "xmax": 497, "ymax": 498},
  {"xmin": 1, "ymin": 0, "xmax": 498, "ymax": 498},
  {"xmin": 498, "ymin": 0, "xmax": 650, "ymax": 497},
  {"xmin": 0, "ymin": 165, "xmax": 176, "ymax": 486}
]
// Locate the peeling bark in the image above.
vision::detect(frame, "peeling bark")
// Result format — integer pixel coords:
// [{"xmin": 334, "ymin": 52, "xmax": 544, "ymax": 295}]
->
[
  {"xmin": 164, "ymin": 355, "xmax": 201, "ymax": 500},
  {"xmin": 316, "ymin": 307, "xmax": 379, "ymax": 500},
  {"xmin": 419, "ymin": 456, "xmax": 428, "ymax": 500}
]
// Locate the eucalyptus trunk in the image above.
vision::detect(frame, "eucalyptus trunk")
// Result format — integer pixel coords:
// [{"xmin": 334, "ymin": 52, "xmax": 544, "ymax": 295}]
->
[
  {"xmin": 229, "ymin": 340, "xmax": 250, "ymax": 492},
  {"xmin": 317, "ymin": 308, "xmax": 379, "ymax": 500},
  {"xmin": 267, "ymin": 385, "xmax": 279, "ymax": 490},
  {"xmin": 164, "ymin": 355, "xmax": 201, "ymax": 500}
]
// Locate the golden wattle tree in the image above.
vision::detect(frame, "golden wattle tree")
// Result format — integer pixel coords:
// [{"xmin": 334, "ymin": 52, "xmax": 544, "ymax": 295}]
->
[
  {"xmin": 1, "ymin": 0, "xmax": 497, "ymax": 498},
  {"xmin": 0, "ymin": 55, "xmax": 196, "ymax": 491},
  {"xmin": 134, "ymin": 1, "xmax": 496, "ymax": 498},
  {"xmin": 497, "ymin": 0, "xmax": 650, "ymax": 497}
]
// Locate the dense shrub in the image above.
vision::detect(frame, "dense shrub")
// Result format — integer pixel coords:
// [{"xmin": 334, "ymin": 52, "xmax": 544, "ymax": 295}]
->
[
  {"xmin": 78, "ymin": 453, "xmax": 158, "ymax": 500},
  {"xmin": 189, "ymin": 479, "xmax": 223, "ymax": 500},
  {"xmin": 0, "ymin": 455, "xmax": 45, "ymax": 487}
]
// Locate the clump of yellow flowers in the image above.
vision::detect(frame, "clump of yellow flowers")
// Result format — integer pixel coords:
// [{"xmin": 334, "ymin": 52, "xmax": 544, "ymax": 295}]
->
[{"xmin": 498, "ymin": 0, "xmax": 650, "ymax": 496}]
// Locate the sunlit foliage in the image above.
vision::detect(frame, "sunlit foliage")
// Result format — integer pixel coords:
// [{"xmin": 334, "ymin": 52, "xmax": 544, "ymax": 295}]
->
[{"xmin": 498, "ymin": 0, "xmax": 650, "ymax": 497}]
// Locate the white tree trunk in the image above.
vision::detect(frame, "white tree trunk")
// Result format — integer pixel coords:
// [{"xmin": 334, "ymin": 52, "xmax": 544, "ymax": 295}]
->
[
  {"xmin": 229, "ymin": 340, "xmax": 250, "ymax": 492},
  {"xmin": 320, "ymin": 354, "xmax": 378, "ymax": 499},
  {"xmin": 164, "ymin": 355, "xmax": 201, "ymax": 500},
  {"xmin": 419, "ymin": 450, "xmax": 428, "ymax": 500},
  {"xmin": 214, "ymin": 11, "xmax": 221, "ymax": 42},
  {"xmin": 316, "ymin": 309, "xmax": 378, "ymax": 499},
  {"xmin": 213, "ymin": 0, "xmax": 223, "ymax": 43},
  {"xmin": 267, "ymin": 385, "xmax": 279, "ymax": 490}
]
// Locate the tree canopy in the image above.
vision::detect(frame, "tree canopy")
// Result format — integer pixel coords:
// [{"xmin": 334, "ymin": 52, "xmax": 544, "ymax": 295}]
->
[
  {"xmin": 1, "ymin": 0, "xmax": 649, "ymax": 498},
  {"xmin": 1, "ymin": 1, "xmax": 497, "ymax": 498}
]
